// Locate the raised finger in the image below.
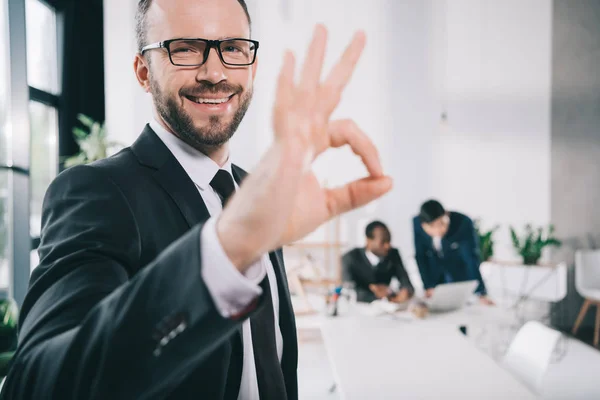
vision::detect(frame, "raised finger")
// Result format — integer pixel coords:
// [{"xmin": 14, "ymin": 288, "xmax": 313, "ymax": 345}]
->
[
  {"xmin": 275, "ymin": 50, "xmax": 296, "ymax": 110},
  {"xmin": 299, "ymin": 25, "xmax": 329, "ymax": 90},
  {"xmin": 320, "ymin": 31, "xmax": 366, "ymax": 114}
]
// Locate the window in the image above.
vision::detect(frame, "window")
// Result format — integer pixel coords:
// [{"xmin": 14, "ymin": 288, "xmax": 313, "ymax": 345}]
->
[
  {"xmin": 0, "ymin": 171, "xmax": 10, "ymax": 288},
  {"xmin": 0, "ymin": 0, "xmax": 9, "ymax": 165},
  {"xmin": 25, "ymin": 0, "xmax": 60, "ymax": 253},
  {"xmin": 29, "ymin": 101, "xmax": 58, "ymax": 237},
  {"xmin": 2, "ymin": 0, "xmax": 104, "ymax": 302},
  {"xmin": 25, "ymin": 0, "xmax": 59, "ymax": 94},
  {"xmin": 0, "ymin": 0, "xmax": 10, "ymax": 288}
]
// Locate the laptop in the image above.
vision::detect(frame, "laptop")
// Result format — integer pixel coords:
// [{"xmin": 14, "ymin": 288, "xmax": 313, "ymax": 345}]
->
[{"xmin": 424, "ymin": 280, "xmax": 479, "ymax": 312}]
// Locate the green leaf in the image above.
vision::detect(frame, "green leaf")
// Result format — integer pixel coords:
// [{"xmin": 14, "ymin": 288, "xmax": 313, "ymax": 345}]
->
[
  {"xmin": 72, "ymin": 127, "xmax": 88, "ymax": 139},
  {"xmin": 510, "ymin": 226, "xmax": 520, "ymax": 250},
  {"xmin": 536, "ymin": 227, "xmax": 543, "ymax": 243},
  {"xmin": 77, "ymin": 113, "xmax": 95, "ymax": 128}
]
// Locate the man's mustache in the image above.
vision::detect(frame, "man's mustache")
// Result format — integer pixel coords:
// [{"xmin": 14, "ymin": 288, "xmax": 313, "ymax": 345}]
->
[{"xmin": 181, "ymin": 81, "xmax": 243, "ymax": 97}]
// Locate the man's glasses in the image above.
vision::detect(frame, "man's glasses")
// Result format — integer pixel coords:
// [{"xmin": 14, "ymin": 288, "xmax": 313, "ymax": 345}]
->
[{"xmin": 140, "ymin": 38, "xmax": 259, "ymax": 67}]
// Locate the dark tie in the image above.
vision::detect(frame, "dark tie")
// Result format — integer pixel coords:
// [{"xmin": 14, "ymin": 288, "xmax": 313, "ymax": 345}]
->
[
  {"xmin": 210, "ymin": 169, "xmax": 236, "ymax": 206},
  {"xmin": 209, "ymin": 170, "xmax": 287, "ymax": 399}
]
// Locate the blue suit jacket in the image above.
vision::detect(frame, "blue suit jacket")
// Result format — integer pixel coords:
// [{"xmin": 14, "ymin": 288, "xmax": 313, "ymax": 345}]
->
[{"xmin": 413, "ymin": 212, "xmax": 487, "ymax": 295}]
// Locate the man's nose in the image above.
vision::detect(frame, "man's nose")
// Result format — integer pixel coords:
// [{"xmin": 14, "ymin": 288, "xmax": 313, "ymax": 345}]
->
[{"xmin": 196, "ymin": 48, "xmax": 227, "ymax": 84}]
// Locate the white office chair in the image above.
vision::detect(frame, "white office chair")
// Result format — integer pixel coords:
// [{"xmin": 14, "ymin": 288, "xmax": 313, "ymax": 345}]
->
[
  {"xmin": 572, "ymin": 250, "xmax": 600, "ymax": 347},
  {"xmin": 502, "ymin": 321, "xmax": 562, "ymax": 393}
]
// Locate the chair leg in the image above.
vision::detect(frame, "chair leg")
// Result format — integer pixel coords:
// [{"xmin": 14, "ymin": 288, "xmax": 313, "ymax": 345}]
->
[
  {"xmin": 595, "ymin": 303, "xmax": 600, "ymax": 348},
  {"xmin": 573, "ymin": 299, "xmax": 591, "ymax": 336}
]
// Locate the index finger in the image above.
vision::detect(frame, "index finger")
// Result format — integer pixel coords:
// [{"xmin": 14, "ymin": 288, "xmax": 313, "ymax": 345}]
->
[{"xmin": 328, "ymin": 119, "xmax": 383, "ymax": 177}]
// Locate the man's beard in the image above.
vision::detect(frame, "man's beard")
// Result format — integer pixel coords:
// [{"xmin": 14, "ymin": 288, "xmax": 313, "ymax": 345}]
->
[{"xmin": 150, "ymin": 77, "xmax": 253, "ymax": 151}]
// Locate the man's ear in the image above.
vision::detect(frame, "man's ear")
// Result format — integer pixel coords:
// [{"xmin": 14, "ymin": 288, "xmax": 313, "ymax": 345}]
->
[{"xmin": 134, "ymin": 53, "xmax": 151, "ymax": 93}]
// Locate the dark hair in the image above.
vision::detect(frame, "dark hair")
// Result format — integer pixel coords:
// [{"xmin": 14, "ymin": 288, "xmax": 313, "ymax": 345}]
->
[
  {"xmin": 135, "ymin": 0, "xmax": 252, "ymax": 51},
  {"xmin": 365, "ymin": 221, "xmax": 389, "ymax": 239},
  {"xmin": 419, "ymin": 200, "xmax": 446, "ymax": 223}
]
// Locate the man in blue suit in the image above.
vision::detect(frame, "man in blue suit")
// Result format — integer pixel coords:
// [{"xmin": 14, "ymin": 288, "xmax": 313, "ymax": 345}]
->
[{"xmin": 413, "ymin": 200, "xmax": 494, "ymax": 305}]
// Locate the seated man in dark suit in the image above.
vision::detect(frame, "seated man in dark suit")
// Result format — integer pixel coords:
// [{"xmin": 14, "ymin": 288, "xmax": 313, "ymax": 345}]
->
[
  {"xmin": 342, "ymin": 221, "xmax": 414, "ymax": 303},
  {"xmin": 413, "ymin": 199, "xmax": 494, "ymax": 305}
]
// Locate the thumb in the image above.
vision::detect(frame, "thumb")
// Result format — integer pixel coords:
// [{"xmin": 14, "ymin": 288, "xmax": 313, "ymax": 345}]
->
[{"xmin": 325, "ymin": 176, "xmax": 393, "ymax": 217}]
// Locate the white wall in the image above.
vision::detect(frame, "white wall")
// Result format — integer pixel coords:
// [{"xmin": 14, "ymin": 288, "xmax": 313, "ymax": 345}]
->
[
  {"xmin": 103, "ymin": 0, "xmax": 553, "ymax": 263},
  {"xmin": 431, "ymin": 0, "xmax": 553, "ymax": 260},
  {"xmin": 103, "ymin": 0, "xmax": 152, "ymax": 146}
]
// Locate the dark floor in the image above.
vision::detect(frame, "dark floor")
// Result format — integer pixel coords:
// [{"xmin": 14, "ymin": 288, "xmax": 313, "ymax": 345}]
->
[{"xmin": 570, "ymin": 327, "xmax": 600, "ymax": 349}]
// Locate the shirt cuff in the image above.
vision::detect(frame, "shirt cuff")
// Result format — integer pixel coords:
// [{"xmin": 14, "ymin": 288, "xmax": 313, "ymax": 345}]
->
[{"xmin": 200, "ymin": 217, "xmax": 266, "ymax": 318}]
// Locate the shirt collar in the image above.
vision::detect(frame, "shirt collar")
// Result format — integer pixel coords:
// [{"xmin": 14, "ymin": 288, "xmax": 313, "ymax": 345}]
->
[
  {"xmin": 364, "ymin": 249, "xmax": 380, "ymax": 266},
  {"xmin": 149, "ymin": 118, "xmax": 233, "ymax": 190}
]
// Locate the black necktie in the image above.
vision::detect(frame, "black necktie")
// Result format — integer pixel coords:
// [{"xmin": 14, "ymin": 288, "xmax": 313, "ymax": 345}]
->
[
  {"xmin": 209, "ymin": 170, "xmax": 287, "ymax": 399},
  {"xmin": 210, "ymin": 169, "xmax": 236, "ymax": 206}
]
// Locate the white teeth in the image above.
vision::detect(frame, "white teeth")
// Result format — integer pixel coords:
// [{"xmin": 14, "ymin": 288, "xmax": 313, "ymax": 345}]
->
[{"xmin": 192, "ymin": 97, "xmax": 230, "ymax": 104}]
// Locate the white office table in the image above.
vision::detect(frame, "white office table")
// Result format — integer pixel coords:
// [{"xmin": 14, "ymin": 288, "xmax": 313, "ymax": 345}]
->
[{"xmin": 320, "ymin": 306, "xmax": 536, "ymax": 400}]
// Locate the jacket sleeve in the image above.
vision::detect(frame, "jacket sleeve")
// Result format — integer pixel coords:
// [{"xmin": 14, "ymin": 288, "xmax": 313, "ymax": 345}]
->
[
  {"xmin": 341, "ymin": 251, "xmax": 354, "ymax": 284},
  {"xmin": 2, "ymin": 164, "xmax": 262, "ymax": 400},
  {"xmin": 390, "ymin": 249, "xmax": 414, "ymax": 296},
  {"xmin": 413, "ymin": 220, "xmax": 434, "ymax": 290},
  {"xmin": 464, "ymin": 218, "xmax": 487, "ymax": 296}
]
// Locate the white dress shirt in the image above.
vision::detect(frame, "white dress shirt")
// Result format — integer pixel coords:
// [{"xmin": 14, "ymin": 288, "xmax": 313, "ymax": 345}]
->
[
  {"xmin": 364, "ymin": 250, "xmax": 380, "ymax": 267},
  {"xmin": 433, "ymin": 236, "xmax": 443, "ymax": 256},
  {"xmin": 365, "ymin": 249, "xmax": 401, "ymax": 292},
  {"xmin": 150, "ymin": 120, "xmax": 283, "ymax": 400}
]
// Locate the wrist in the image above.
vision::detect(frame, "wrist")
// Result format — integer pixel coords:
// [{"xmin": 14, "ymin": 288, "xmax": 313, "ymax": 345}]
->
[{"xmin": 216, "ymin": 216, "xmax": 260, "ymax": 272}]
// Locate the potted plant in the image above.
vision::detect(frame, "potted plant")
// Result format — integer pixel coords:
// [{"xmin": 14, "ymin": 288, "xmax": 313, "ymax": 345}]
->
[
  {"xmin": 510, "ymin": 224, "xmax": 562, "ymax": 265},
  {"xmin": 474, "ymin": 219, "xmax": 499, "ymax": 262},
  {"xmin": 63, "ymin": 114, "xmax": 123, "ymax": 168}
]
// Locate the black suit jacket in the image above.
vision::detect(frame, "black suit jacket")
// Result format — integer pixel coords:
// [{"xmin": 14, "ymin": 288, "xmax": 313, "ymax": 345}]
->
[
  {"xmin": 341, "ymin": 248, "xmax": 414, "ymax": 303},
  {"xmin": 1, "ymin": 126, "xmax": 298, "ymax": 399}
]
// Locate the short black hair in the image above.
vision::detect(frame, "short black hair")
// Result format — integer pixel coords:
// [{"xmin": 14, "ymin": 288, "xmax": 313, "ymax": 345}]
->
[
  {"xmin": 135, "ymin": 0, "xmax": 252, "ymax": 51},
  {"xmin": 419, "ymin": 200, "xmax": 446, "ymax": 223},
  {"xmin": 365, "ymin": 221, "xmax": 389, "ymax": 239}
]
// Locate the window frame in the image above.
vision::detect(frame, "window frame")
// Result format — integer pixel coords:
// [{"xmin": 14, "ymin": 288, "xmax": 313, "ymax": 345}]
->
[
  {"xmin": 4, "ymin": 0, "xmax": 33, "ymax": 306},
  {"xmin": 26, "ymin": 0, "xmax": 63, "ymax": 256},
  {"xmin": 1, "ymin": 0, "xmax": 64, "ymax": 305}
]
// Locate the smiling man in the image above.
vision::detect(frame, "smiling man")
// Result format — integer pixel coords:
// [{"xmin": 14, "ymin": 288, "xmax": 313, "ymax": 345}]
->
[
  {"xmin": 2, "ymin": 0, "xmax": 392, "ymax": 399},
  {"xmin": 136, "ymin": 0, "xmax": 256, "ymax": 162}
]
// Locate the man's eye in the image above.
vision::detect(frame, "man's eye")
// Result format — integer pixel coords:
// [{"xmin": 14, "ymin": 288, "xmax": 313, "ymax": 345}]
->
[{"xmin": 222, "ymin": 46, "xmax": 241, "ymax": 53}]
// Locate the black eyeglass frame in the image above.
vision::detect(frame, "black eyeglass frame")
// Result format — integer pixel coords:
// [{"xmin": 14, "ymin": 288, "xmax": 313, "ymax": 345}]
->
[{"xmin": 140, "ymin": 38, "xmax": 260, "ymax": 67}]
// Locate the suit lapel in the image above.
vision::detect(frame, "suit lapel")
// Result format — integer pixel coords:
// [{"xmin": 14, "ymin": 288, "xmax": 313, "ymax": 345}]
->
[
  {"xmin": 153, "ymin": 157, "xmax": 211, "ymax": 227},
  {"xmin": 131, "ymin": 125, "xmax": 210, "ymax": 228}
]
